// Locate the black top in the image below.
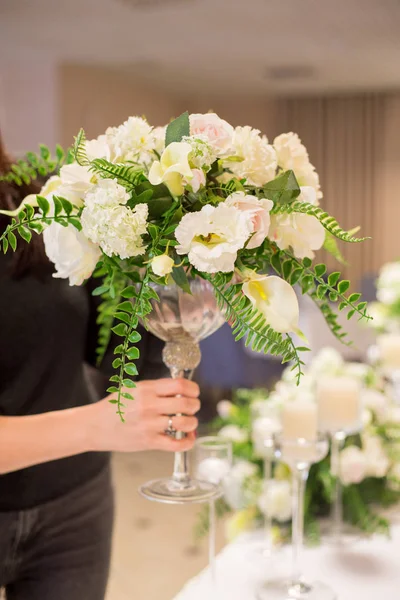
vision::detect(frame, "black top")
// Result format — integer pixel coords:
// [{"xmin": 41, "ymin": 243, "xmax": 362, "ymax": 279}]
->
[{"xmin": 0, "ymin": 250, "xmax": 166, "ymax": 511}]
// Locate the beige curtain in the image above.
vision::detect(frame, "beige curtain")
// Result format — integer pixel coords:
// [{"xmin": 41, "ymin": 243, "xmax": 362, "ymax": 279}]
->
[{"xmin": 266, "ymin": 93, "xmax": 400, "ymax": 285}]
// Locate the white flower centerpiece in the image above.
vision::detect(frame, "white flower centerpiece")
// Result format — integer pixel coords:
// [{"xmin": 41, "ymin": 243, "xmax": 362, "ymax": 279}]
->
[
  {"xmin": 368, "ymin": 260, "xmax": 400, "ymax": 333},
  {"xmin": 0, "ymin": 112, "xmax": 370, "ymax": 419}
]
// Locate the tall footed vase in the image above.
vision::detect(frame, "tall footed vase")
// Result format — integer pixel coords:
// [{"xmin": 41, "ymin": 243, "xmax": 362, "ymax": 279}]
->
[{"xmin": 139, "ymin": 278, "xmax": 225, "ymax": 505}]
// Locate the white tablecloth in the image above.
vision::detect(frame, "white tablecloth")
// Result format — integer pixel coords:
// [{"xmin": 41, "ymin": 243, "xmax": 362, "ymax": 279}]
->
[{"xmin": 174, "ymin": 525, "xmax": 400, "ymax": 600}]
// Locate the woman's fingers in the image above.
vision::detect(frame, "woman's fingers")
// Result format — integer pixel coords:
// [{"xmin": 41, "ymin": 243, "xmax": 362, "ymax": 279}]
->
[
  {"xmin": 148, "ymin": 394, "xmax": 201, "ymax": 416},
  {"xmin": 155, "ymin": 414, "xmax": 198, "ymax": 434},
  {"xmin": 141, "ymin": 378, "xmax": 200, "ymax": 398},
  {"xmin": 155, "ymin": 431, "xmax": 196, "ymax": 452}
]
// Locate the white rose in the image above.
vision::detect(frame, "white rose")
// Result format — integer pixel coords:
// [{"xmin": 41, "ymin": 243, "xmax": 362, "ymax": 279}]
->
[
  {"xmin": 363, "ymin": 434, "xmax": 390, "ymax": 478},
  {"xmin": 175, "ymin": 203, "xmax": 253, "ymax": 273},
  {"xmin": 257, "ymin": 480, "xmax": 292, "ymax": 523},
  {"xmin": 269, "ymin": 212, "xmax": 325, "ymax": 259},
  {"xmin": 216, "ymin": 400, "xmax": 234, "ymax": 419},
  {"xmin": 43, "ymin": 223, "xmax": 101, "ymax": 286},
  {"xmin": 222, "ymin": 460, "xmax": 258, "ymax": 510},
  {"xmin": 225, "ymin": 191, "xmax": 273, "ymax": 249},
  {"xmin": 219, "ymin": 425, "xmax": 248, "ymax": 444},
  {"xmin": 242, "ymin": 274, "xmax": 299, "ymax": 334},
  {"xmin": 148, "ymin": 141, "xmax": 193, "ymax": 196},
  {"xmin": 189, "ymin": 113, "xmax": 234, "ymax": 155},
  {"xmin": 339, "ymin": 446, "xmax": 367, "ymax": 485},
  {"xmin": 226, "ymin": 126, "xmax": 277, "ymax": 187},
  {"xmin": 151, "ymin": 254, "xmax": 174, "ymax": 277}
]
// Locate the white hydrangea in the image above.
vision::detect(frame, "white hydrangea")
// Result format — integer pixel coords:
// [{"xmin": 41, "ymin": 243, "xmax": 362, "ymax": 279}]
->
[
  {"xmin": 106, "ymin": 116, "xmax": 155, "ymax": 165},
  {"xmin": 84, "ymin": 178, "xmax": 130, "ymax": 209},
  {"xmin": 273, "ymin": 132, "xmax": 322, "ymax": 201},
  {"xmin": 175, "ymin": 203, "xmax": 253, "ymax": 273},
  {"xmin": 182, "ymin": 135, "xmax": 216, "ymax": 170},
  {"xmin": 226, "ymin": 126, "xmax": 277, "ymax": 187},
  {"xmin": 82, "ymin": 198, "xmax": 148, "ymax": 260},
  {"xmin": 257, "ymin": 480, "xmax": 292, "ymax": 522}
]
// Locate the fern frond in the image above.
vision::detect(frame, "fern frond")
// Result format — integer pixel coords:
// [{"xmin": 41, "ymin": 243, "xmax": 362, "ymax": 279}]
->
[
  {"xmin": 73, "ymin": 128, "xmax": 89, "ymax": 166},
  {"xmin": 272, "ymin": 201, "xmax": 369, "ymax": 243},
  {"xmin": 207, "ymin": 273, "xmax": 306, "ymax": 383},
  {"xmin": 0, "ymin": 144, "xmax": 66, "ymax": 186},
  {"xmin": 89, "ymin": 158, "xmax": 145, "ymax": 187}
]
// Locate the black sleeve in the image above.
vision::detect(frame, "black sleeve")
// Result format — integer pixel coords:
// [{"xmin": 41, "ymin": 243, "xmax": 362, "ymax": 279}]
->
[{"xmin": 84, "ymin": 279, "xmax": 168, "ymax": 393}]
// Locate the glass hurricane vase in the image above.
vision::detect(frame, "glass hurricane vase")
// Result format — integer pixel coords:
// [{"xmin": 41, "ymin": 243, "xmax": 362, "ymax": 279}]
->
[{"xmin": 138, "ymin": 278, "xmax": 225, "ymax": 504}]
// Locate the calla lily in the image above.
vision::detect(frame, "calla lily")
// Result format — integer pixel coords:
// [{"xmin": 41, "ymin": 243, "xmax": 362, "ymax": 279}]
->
[
  {"xmin": 242, "ymin": 274, "xmax": 299, "ymax": 334},
  {"xmin": 148, "ymin": 141, "xmax": 193, "ymax": 196}
]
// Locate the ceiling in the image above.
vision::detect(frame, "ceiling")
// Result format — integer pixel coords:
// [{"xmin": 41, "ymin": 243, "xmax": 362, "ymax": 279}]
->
[{"xmin": 1, "ymin": 0, "xmax": 400, "ymax": 94}]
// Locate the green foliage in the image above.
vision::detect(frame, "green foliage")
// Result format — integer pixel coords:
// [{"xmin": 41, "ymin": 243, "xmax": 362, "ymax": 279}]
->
[
  {"xmin": 90, "ymin": 158, "xmax": 145, "ymax": 187},
  {"xmin": 273, "ymin": 201, "xmax": 370, "ymax": 243},
  {"xmin": 262, "ymin": 170, "xmax": 301, "ymax": 205},
  {"xmin": 0, "ymin": 144, "xmax": 68, "ymax": 186},
  {"xmin": 165, "ymin": 112, "xmax": 190, "ymax": 147},
  {"xmin": 323, "ymin": 231, "xmax": 348, "ymax": 265},
  {"xmin": 73, "ymin": 128, "xmax": 89, "ymax": 166},
  {"xmin": 207, "ymin": 272, "xmax": 307, "ymax": 383}
]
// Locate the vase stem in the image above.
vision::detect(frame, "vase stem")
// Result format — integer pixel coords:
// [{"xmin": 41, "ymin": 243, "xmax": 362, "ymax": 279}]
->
[{"xmin": 170, "ymin": 366, "xmax": 194, "ymax": 487}]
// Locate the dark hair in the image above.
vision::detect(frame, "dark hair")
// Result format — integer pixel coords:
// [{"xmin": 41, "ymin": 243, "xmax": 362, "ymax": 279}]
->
[{"xmin": 0, "ymin": 130, "xmax": 49, "ymax": 277}]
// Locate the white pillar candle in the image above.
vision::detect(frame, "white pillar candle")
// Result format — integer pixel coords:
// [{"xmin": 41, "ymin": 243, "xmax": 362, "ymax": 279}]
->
[
  {"xmin": 316, "ymin": 376, "xmax": 361, "ymax": 434},
  {"xmin": 195, "ymin": 457, "xmax": 231, "ymax": 485},
  {"xmin": 377, "ymin": 334, "xmax": 400, "ymax": 371},
  {"xmin": 282, "ymin": 401, "xmax": 318, "ymax": 440}
]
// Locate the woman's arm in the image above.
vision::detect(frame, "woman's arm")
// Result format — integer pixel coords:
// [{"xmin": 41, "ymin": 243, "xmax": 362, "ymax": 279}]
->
[{"xmin": 0, "ymin": 378, "xmax": 200, "ymax": 475}]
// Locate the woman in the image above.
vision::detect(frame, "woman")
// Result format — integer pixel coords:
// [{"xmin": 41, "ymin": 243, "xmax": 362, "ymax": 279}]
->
[{"xmin": 0, "ymin": 132, "xmax": 200, "ymax": 600}]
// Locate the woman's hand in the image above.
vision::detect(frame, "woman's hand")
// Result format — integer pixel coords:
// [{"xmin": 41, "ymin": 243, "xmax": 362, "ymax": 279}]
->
[{"xmin": 88, "ymin": 378, "xmax": 200, "ymax": 454}]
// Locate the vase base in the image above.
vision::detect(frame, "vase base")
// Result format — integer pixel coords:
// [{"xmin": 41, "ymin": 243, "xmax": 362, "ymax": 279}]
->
[
  {"xmin": 139, "ymin": 477, "xmax": 223, "ymax": 505},
  {"xmin": 256, "ymin": 579, "xmax": 336, "ymax": 600}
]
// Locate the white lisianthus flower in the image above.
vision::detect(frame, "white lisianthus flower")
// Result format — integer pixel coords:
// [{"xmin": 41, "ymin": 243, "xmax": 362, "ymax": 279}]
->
[
  {"xmin": 151, "ymin": 254, "xmax": 174, "ymax": 277},
  {"xmin": 269, "ymin": 213, "xmax": 325, "ymax": 259},
  {"xmin": 376, "ymin": 261, "xmax": 400, "ymax": 305},
  {"xmin": 363, "ymin": 434, "xmax": 390, "ymax": 478},
  {"xmin": 339, "ymin": 446, "xmax": 367, "ymax": 485},
  {"xmin": 309, "ymin": 347, "xmax": 344, "ymax": 377},
  {"xmin": 84, "ymin": 178, "xmax": 130, "ymax": 209},
  {"xmin": 257, "ymin": 480, "xmax": 292, "ymax": 523},
  {"xmin": 152, "ymin": 125, "xmax": 166, "ymax": 155},
  {"xmin": 297, "ymin": 185, "xmax": 318, "ymax": 206},
  {"xmin": 175, "ymin": 204, "xmax": 253, "ymax": 273},
  {"xmin": 106, "ymin": 116, "xmax": 155, "ymax": 165},
  {"xmin": 82, "ymin": 203, "xmax": 148, "ymax": 260},
  {"xmin": 39, "ymin": 175, "xmax": 62, "ymax": 198},
  {"xmin": 85, "ymin": 134, "xmax": 112, "ymax": 161},
  {"xmin": 189, "ymin": 113, "xmax": 234, "ymax": 156},
  {"xmin": 216, "ymin": 399, "xmax": 235, "ymax": 419},
  {"xmin": 225, "ymin": 191, "xmax": 273, "ymax": 249},
  {"xmin": 59, "ymin": 164, "xmax": 94, "ymax": 197},
  {"xmin": 242, "ymin": 274, "xmax": 299, "ymax": 334},
  {"xmin": 148, "ymin": 141, "xmax": 193, "ymax": 196},
  {"xmin": 273, "ymin": 132, "xmax": 322, "ymax": 200},
  {"xmin": 182, "ymin": 135, "xmax": 216, "ymax": 170},
  {"xmin": 223, "ymin": 460, "xmax": 258, "ymax": 510},
  {"xmin": 219, "ymin": 425, "xmax": 248, "ymax": 444},
  {"xmin": 43, "ymin": 223, "xmax": 101, "ymax": 286},
  {"xmin": 226, "ymin": 126, "xmax": 277, "ymax": 187}
]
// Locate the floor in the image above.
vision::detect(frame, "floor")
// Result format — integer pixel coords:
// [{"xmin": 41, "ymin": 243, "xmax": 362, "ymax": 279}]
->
[{"xmin": 106, "ymin": 452, "xmax": 226, "ymax": 600}]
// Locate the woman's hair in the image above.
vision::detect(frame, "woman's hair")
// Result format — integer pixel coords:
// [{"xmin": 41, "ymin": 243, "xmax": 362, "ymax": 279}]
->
[{"xmin": 0, "ymin": 129, "xmax": 48, "ymax": 276}]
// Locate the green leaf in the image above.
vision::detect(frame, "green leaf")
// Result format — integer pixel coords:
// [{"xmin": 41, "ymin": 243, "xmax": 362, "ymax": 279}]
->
[
  {"xmin": 39, "ymin": 144, "xmax": 50, "ymax": 160},
  {"xmin": 129, "ymin": 330, "xmax": 142, "ymax": 343},
  {"xmin": 109, "ymin": 375, "xmax": 120, "ymax": 382},
  {"xmin": 111, "ymin": 323, "xmax": 128, "ymax": 336},
  {"xmin": 165, "ymin": 112, "xmax": 190, "ymax": 147},
  {"xmin": 263, "ymin": 169, "xmax": 300, "ymax": 205},
  {"xmin": 121, "ymin": 392, "xmax": 134, "ymax": 400},
  {"xmin": 171, "ymin": 264, "xmax": 191, "ymax": 294},
  {"xmin": 282, "ymin": 260, "xmax": 292, "ymax": 280},
  {"xmin": 338, "ymin": 280, "xmax": 350, "ymax": 294},
  {"xmin": 113, "ymin": 345, "xmax": 124, "ymax": 355},
  {"xmin": 122, "ymin": 378, "xmax": 136, "ymax": 388},
  {"xmin": 107, "ymin": 386, "xmax": 119, "ymax": 394},
  {"xmin": 348, "ymin": 293, "xmax": 361, "ymax": 303},
  {"xmin": 36, "ymin": 195, "xmax": 50, "ymax": 215},
  {"xmin": 290, "ymin": 268, "xmax": 302, "ymax": 285},
  {"xmin": 92, "ymin": 285, "xmax": 109, "ymax": 296},
  {"xmin": 323, "ymin": 231, "xmax": 348, "ymax": 265},
  {"xmin": 59, "ymin": 197, "xmax": 73, "ymax": 215},
  {"xmin": 148, "ymin": 224, "xmax": 158, "ymax": 240},
  {"xmin": 126, "ymin": 347, "xmax": 140, "ymax": 360},
  {"xmin": 314, "ymin": 264, "xmax": 326, "ymax": 278},
  {"xmin": 68, "ymin": 217, "xmax": 82, "ymax": 231},
  {"xmin": 270, "ymin": 252, "xmax": 282, "ymax": 275},
  {"xmin": 112, "ymin": 358, "xmax": 122, "ymax": 368},
  {"xmin": 2, "ymin": 237, "xmax": 9, "ymax": 253},
  {"xmin": 328, "ymin": 272, "xmax": 341, "ymax": 287},
  {"xmin": 303, "ymin": 257, "xmax": 312, "ymax": 268},
  {"xmin": 114, "ymin": 311, "xmax": 131, "ymax": 325},
  {"xmin": 52, "ymin": 196, "xmax": 63, "ymax": 216},
  {"xmin": 18, "ymin": 226, "xmax": 32, "ymax": 243},
  {"xmin": 8, "ymin": 231, "xmax": 17, "ymax": 251},
  {"xmin": 121, "ymin": 285, "xmax": 137, "ymax": 298},
  {"xmin": 117, "ymin": 301, "xmax": 134, "ymax": 313},
  {"xmin": 124, "ymin": 363, "xmax": 138, "ymax": 376}
]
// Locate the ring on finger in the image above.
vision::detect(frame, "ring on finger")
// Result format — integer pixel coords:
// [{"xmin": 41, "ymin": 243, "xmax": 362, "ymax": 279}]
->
[{"xmin": 165, "ymin": 416, "xmax": 177, "ymax": 436}]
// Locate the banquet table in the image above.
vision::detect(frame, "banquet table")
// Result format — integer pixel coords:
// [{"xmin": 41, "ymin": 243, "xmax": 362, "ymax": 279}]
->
[{"xmin": 173, "ymin": 525, "xmax": 400, "ymax": 600}]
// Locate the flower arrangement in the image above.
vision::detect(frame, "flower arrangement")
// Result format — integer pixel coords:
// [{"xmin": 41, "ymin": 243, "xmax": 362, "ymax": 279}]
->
[
  {"xmin": 0, "ymin": 112, "xmax": 370, "ymax": 420},
  {"xmin": 201, "ymin": 348, "xmax": 400, "ymax": 543},
  {"xmin": 368, "ymin": 260, "xmax": 400, "ymax": 333}
]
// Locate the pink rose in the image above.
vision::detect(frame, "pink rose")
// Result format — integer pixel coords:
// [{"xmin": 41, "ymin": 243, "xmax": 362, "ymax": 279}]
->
[
  {"xmin": 225, "ymin": 191, "xmax": 273, "ymax": 249},
  {"xmin": 185, "ymin": 168, "xmax": 206, "ymax": 193},
  {"xmin": 189, "ymin": 113, "xmax": 234, "ymax": 155}
]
